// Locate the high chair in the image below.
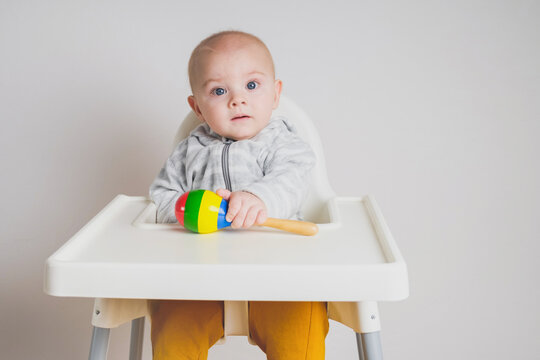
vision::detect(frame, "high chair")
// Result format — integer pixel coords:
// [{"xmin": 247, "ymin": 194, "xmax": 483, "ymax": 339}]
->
[{"xmin": 44, "ymin": 96, "xmax": 409, "ymax": 360}]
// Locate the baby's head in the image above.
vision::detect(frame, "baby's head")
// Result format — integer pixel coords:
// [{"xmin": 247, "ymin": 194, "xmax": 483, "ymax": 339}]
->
[{"xmin": 187, "ymin": 31, "xmax": 282, "ymax": 141}]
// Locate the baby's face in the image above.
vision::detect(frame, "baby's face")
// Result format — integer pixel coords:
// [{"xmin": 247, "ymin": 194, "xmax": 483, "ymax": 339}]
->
[{"xmin": 188, "ymin": 39, "xmax": 281, "ymax": 141}]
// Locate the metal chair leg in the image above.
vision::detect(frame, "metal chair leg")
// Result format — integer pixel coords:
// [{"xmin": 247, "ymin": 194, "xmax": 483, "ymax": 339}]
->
[
  {"xmin": 356, "ymin": 331, "xmax": 383, "ymax": 360},
  {"xmin": 89, "ymin": 326, "xmax": 110, "ymax": 360},
  {"xmin": 129, "ymin": 317, "xmax": 145, "ymax": 360}
]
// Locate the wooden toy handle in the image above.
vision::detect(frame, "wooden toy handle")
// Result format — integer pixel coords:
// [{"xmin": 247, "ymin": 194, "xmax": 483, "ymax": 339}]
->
[{"xmin": 261, "ymin": 218, "xmax": 319, "ymax": 236}]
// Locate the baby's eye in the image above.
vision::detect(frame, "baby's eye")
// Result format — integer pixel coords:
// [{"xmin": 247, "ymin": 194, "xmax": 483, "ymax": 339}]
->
[
  {"xmin": 212, "ymin": 87, "xmax": 227, "ymax": 96},
  {"xmin": 246, "ymin": 81, "xmax": 258, "ymax": 90}
]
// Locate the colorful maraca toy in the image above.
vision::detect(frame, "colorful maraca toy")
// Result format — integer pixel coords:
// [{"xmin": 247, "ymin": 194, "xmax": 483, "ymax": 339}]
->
[{"xmin": 175, "ymin": 190, "xmax": 318, "ymax": 236}]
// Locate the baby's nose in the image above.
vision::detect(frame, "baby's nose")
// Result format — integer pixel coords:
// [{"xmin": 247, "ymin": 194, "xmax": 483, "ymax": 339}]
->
[{"xmin": 229, "ymin": 93, "xmax": 247, "ymax": 107}]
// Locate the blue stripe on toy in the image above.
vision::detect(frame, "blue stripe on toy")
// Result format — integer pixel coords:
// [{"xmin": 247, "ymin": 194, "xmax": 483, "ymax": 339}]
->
[{"xmin": 217, "ymin": 199, "xmax": 231, "ymax": 229}]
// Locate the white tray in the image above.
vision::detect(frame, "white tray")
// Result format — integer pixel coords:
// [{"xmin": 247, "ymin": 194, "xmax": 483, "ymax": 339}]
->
[{"xmin": 44, "ymin": 195, "xmax": 408, "ymax": 302}]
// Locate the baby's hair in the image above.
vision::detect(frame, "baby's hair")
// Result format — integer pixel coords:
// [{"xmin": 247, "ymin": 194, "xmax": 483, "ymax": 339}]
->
[{"xmin": 188, "ymin": 30, "xmax": 275, "ymax": 92}]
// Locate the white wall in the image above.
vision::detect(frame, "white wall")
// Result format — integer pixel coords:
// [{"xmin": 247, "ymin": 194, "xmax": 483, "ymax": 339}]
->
[{"xmin": 1, "ymin": 1, "xmax": 539, "ymax": 359}]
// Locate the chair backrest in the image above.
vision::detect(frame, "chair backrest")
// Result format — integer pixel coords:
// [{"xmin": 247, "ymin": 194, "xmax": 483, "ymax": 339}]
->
[{"xmin": 172, "ymin": 96, "xmax": 335, "ymax": 223}]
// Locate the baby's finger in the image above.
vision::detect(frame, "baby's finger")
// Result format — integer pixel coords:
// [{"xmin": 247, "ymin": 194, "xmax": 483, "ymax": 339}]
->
[
  {"xmin": 216, "ymin": 188, "xmax": 231, "ymax": 200},
  {"xmin": 243, "ymin": 207, "xmax": 258, "ymax": 228},
  {"xmin": 255, "ymin": 209, "xmax": 268, "ymax": 225},
  {"xmin": 231, "ymin": 205, "xmax": 247, "ymax": 229},
  {"xmin": 226, "ymin": 199, "xmax": 240, "ymax": 222}
]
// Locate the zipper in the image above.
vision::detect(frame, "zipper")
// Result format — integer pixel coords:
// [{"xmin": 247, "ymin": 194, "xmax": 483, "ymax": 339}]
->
[{"xmin": 221, "ymin": 141, "xmax": 233, "ymax": 191}]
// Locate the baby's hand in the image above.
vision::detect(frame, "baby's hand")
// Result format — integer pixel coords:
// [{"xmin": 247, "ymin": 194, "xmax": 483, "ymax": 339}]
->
[{"xmin": 215, "ymin": 189, "xmax": 267, "ymax": 229}]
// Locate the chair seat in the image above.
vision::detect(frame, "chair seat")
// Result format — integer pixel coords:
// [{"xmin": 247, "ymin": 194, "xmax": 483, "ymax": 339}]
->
[{"xmin": 92, "ymin": 298, "xmax": 383, "ymax": 345}]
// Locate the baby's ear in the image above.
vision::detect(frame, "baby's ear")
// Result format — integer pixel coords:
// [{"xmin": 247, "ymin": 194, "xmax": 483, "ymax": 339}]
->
[
  {"xmin": 187, "ymin": 95, "xmax": 205, "ymax": 122},
  {"xmin": 272, "ymin": 79, "xmax": 283, "ymax": 109}
]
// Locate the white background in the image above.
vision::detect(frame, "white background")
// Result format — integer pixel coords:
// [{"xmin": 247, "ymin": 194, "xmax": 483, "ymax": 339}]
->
[{"xmin": 1, "ymin": 1, "xmax": 539, "ymax": 359}]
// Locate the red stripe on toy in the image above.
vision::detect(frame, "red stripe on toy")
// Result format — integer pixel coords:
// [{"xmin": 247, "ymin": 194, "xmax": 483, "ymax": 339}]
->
[{"xmin": 175, "ymin": 192, "xmax": 189, "ymax": 226}]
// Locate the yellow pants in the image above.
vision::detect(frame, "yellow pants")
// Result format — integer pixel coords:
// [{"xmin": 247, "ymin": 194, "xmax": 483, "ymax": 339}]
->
[{"xmin": 149, "ymin": 300, "xmax": 329, "ymax": 360}]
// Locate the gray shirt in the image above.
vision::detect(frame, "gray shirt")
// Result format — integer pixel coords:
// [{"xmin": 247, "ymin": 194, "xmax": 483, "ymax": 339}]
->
[{"xmin": 149, "ymin": 116, "xmax": 316, "ymax": 223}]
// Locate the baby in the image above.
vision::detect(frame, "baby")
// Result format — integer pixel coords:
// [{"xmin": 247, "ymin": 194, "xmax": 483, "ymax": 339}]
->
[{"xmin": 149, "ymin": 31, "xmax": 328, "ymax": 359}]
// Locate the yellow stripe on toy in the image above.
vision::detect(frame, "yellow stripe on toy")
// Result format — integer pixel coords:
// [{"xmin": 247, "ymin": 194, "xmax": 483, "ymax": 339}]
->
[{"xmin": 197, "ymin": 190, "xmax": 223, "ymax": 233}]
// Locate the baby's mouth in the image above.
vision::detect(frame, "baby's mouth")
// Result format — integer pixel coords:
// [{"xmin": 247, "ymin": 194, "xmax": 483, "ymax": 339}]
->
[{"xmin": 231, "ymin": 114, "xmax": 251, "ymax": 121}]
